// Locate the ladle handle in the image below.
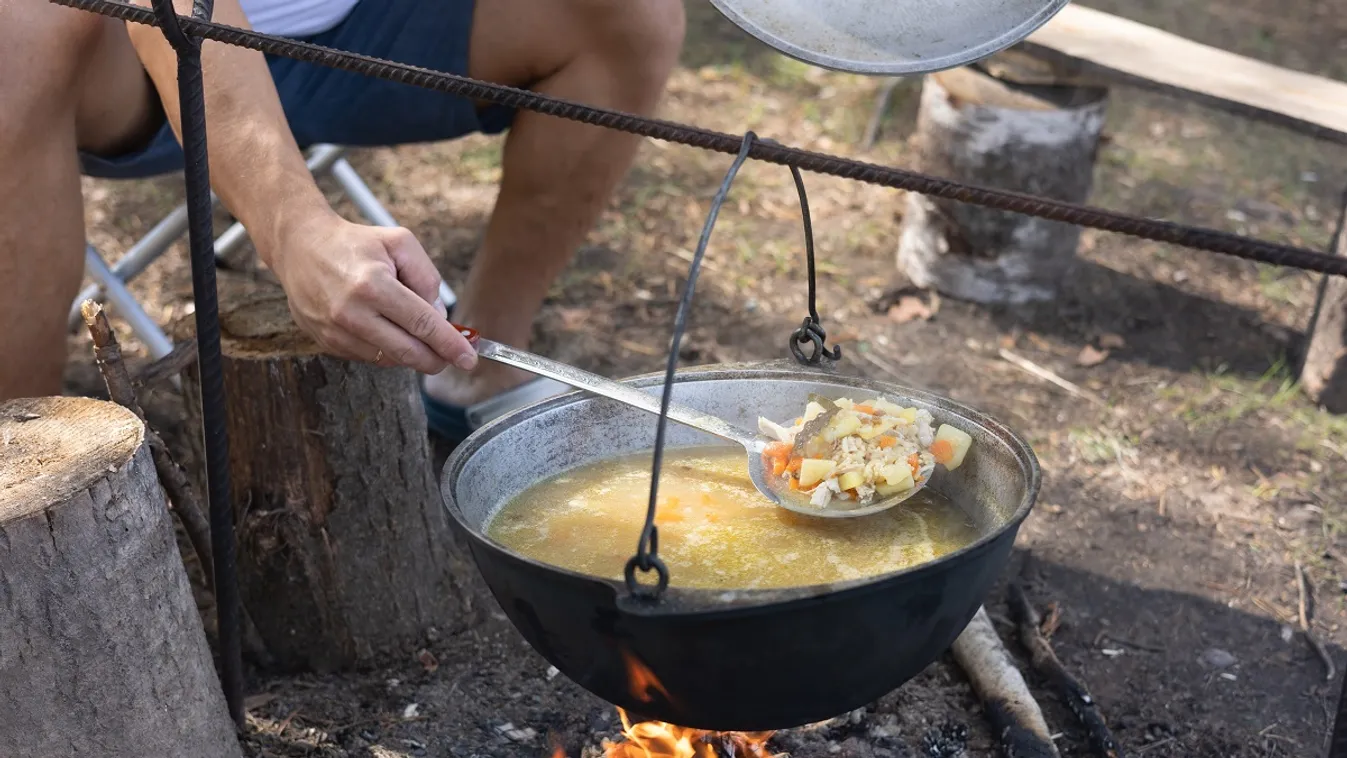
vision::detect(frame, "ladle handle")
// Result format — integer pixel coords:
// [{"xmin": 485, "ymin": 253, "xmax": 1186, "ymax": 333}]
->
[{"xmin": 453, "ymin": 323, "xmax": 760, "ymax": 448}]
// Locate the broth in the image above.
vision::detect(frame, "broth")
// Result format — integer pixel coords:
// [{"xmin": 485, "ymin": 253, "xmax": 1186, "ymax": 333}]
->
[{"xmin": 486, "ymin": 445, "xmax": 981, "ymax": 590}]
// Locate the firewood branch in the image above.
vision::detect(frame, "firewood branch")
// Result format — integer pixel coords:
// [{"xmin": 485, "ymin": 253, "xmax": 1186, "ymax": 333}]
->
[
  {"xmin": 950, "ymin": 605, "xmax": 1061, "ymax": 758},
  {"xmin": 1009, "ymin": 565, "xmax": 1122, "ymax": 758},
  {"xmin": 82, "ymin": 301, "xmax": 216, "ymax": 585},
  {"xmin": 1297, "ymin": 561, "xmax": 1336, "ymax": 682},
  {"xmin": 81, "ymin": 300, "xmax": 272, "ymax": 667}
]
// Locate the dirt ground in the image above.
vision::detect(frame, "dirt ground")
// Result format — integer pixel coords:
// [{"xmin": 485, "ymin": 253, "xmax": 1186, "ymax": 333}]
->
[{"xmin": 66, "ymin": 1, "xmax": 1347, "ymax": 756}]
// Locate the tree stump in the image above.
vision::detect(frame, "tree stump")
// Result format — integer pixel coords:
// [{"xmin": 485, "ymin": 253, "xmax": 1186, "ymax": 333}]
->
[
  {"xmin": 0, "ymin": 396, "xmax": 242, "ymax": 758},
  {"xmin": 1301, "ymin": 195, "xmax": 1347, "ymax": 412},
  {"xmin": 177, "ymin": 285, "xmax": 486, "ymax": 673},
  {"xmin": 896, "ymin": 65, "xmax": 1109, "ymax": 304}
]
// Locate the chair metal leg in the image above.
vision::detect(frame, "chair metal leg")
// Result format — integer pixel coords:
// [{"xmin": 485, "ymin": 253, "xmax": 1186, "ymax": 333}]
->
[
  {"xmin": 83, "ymin": 245, "xmax": 175, "ymax": 360},
  {"xmin": 69, "ymin": 202, "xmax": 196, "ymax": 329}
]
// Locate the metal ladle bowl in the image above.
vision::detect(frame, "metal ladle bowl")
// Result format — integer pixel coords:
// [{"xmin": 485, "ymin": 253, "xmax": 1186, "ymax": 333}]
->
[
  {"xmin": 455, "ymin": 323, "xmax": 937, "ymax": 518},
  {"xmin": 441, "ymin": 362, "xmax": 1040, "ymax": 731},
  {"xmin": 707, "ymin": 0, "xmax": 1071, "ymax": 75}
]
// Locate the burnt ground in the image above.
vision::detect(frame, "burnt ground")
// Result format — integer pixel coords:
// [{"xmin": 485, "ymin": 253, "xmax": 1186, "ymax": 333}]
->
[{"xmin": 66, "ymin": 1, "xmax": 1347, "ymax": 756}]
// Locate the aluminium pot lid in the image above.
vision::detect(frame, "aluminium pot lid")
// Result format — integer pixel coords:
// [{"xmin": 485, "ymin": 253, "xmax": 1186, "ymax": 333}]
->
[{"xmin": 707, "ymin": 0, "xmax": 1072, "ymax": 76}]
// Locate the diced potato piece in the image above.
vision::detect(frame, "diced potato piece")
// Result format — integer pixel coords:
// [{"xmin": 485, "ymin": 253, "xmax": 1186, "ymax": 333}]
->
[
  {"xmin": 833, "ymin": 398, "xmax": 855, "ymax": 409},
  {"xmin": 856, "ymin": 417, "xmax": 898, "ymax": 440},
  {"xmin": 895, "ymin": 407, "xmax": 918, "ymax": 424},
  {"xmin": 824, "ymin": 411, "xmax": 863, "ymax": 441},
  {"xmin": 932, "ymin": 424, "xmax": 973, "ymax": 470},
  {"xmin": 879, "ymin": 464, "xmax": 915, "ymax": 491},
  {"xmin": 837, "ymin": 471, "xmax": 865, "ymax": 491},
  {"xmin": 802, "ymin": 401, "xmax": 827, "ymax": 422},
  {"xmin": 798, "ymin": 459, "xmax": 836, "ymax": 489},
  {"xmin": 872, "ymin": 398, "xmax": 905, "ymax": 416},
  {"xmin": 875, "ymin": 481, "xmax": 908, "ymax": 497}
]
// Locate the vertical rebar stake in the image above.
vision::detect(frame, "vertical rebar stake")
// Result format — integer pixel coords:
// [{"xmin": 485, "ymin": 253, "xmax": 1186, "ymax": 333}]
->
[{"xmin": 149, "ymin": 0, "xmax": 243, "ymax": 726}]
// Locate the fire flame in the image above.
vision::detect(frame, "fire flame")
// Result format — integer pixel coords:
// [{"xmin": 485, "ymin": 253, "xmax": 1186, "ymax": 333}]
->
[
  {"xmin": 621, "ymin": 649, "xmax": 674, "ymax": 705},
  {"xmin": 543, "ymin": 650, "xmax": 776, "ymax": 758},
  {"xmin": 600, "ymin": 709, "xmax": 776, "ymax": 758}
]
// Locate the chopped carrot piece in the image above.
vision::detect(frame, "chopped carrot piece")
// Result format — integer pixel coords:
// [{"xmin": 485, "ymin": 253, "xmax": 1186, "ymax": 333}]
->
[
  {"xmin": 772, "ymin": 458, "xmax": 787, "ymax": 477},
  {"xmin": 765, "ymin": 441, "xmax": 792, "ymax": 459},
  {"xmin": 876, "ymin": 436, "xmax": 898, "ymax": 449},
  {"xmin": 787, "ymin": 457, "xmax": 803, "ymax": 474},
  {"xmin": 930, "ymin": 439, "xmax": 955, "ymax": 466},
  {"xmin": 908, "ymin": 453, "xmax": 921, "ymax": 476},
  {"xmin": 788, "ymin": 476, "xmax": 800, "ymax": 491},
  {"xmin": 853, "ymin": 404, "xmax": 877, "ymax": 415}
]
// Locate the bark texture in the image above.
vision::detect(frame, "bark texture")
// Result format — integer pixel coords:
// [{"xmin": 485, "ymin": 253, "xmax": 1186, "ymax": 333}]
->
[
  {"xmin": 0, "ymin": 396, "xmax": 242, "ymax": 758},
  {"xmin": 897, "ymin": 66, "xmax": 1108, "ymax": 304},
  {"xmin": 179, "ymin": 287, "xmax": 486, "ymax": 673},
  {"xmin": 1301, "ymin": 194, "xmax": 1347, "ymax": 412}
]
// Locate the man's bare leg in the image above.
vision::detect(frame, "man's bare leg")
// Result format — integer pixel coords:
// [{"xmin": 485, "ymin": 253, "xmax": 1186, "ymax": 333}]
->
[
  {"xmin": 422, "ymin": 0, "xmax": 686, "ymax": 407},
  {"xmin": 0, "ymin": 3, "xmax": 159, "ymax": 401}
]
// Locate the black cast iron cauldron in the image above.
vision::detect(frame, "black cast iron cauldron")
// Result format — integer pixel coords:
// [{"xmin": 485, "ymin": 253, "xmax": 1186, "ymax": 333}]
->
[{"xmin": 440, "ymin": 362, "xmax": 1040, "ymax": 732}]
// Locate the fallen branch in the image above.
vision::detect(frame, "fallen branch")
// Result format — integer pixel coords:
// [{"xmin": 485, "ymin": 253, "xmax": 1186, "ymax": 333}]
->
[
  {"xmin": 1297, "ymin": 562, "xmax": 1336, "ymax": 682},
  {"xmin": 999, "ymin": 348, "xmax": 1107, "ymax": 407},
  {"xmin": 83, "ymin": 301, "xmax": 215, "ymax": 582},
  {"xmin": 81, "ymin": 300, "xmax": 272, "ymax": 668},
  {"xmin": 133, "ymin": 338, "xmax": 199, "ymax": 389},
  {"xmin": 1009, "ymin": 573, "xmax": 1122, "ymax": 757},
  {"xmin": 950, "ymin": 606, "xmax": 1060, "ymax": 758}
]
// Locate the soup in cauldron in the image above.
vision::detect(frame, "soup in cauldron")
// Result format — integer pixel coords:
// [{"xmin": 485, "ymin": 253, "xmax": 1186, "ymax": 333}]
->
[{"xmin": 486, "ymin": 445, "xmax": 981, "ymax": 590}]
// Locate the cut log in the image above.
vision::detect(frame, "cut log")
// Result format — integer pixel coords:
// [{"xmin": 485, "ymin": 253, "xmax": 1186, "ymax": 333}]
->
[
  {"xmin": 1301, "ymin": 192, "xmax": 1347, "ymax": 413},
  {"xmin": 177, "ymin": 284, "xmax": 486, "ymax": 673},
  {"xmin": 0, "ymin": 396, "xmax": 242, "ymax": 758},
  {"xmin": 896, "ymin": 66, "xmax": 1108, "ymax": 304}
]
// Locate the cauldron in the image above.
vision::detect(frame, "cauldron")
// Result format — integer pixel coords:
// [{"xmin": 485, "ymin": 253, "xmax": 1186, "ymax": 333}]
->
[{"xmin": 440, "ymin": 362, "xmax": 1040, "ymax": 732}]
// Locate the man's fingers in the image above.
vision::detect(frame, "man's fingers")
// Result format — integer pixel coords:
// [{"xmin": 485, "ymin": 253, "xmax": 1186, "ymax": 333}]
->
[
  {"xmin": 385, "ymin": 227, "xmax": 444, "ymax": 306},
  {"xmin": 330, "ymin": 301, "xmax": 451, "ymax": 375},
  {"xmin": 370, "ymin": 276, "xmax": 477, "ymax": 370},
  {"xmin": 320, "ymin": 331, "xmax": 383, "ymax": 365}
]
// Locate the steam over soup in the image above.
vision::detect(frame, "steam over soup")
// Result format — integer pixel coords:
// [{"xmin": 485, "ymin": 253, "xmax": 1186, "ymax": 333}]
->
[{"xmin": 486, "ymin": 445, "xmax": 981, "ymax": 590}]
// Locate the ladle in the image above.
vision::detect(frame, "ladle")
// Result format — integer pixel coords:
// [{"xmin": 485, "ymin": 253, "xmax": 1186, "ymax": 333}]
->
[{"xmin": 452, "ymin": 323, "xmax": 935, "ymax": 518}]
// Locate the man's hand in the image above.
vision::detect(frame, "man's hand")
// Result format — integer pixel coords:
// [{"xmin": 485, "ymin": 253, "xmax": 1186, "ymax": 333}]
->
[{"xmin": 270, "ymin": 212, "xmax": 477, "ymax": 375}]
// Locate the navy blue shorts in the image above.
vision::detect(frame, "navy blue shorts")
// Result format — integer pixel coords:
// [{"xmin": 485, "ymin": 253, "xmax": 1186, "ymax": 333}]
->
[{"xmin": 80, "ymin": 0, "xmax": 514, "ymax": 179}]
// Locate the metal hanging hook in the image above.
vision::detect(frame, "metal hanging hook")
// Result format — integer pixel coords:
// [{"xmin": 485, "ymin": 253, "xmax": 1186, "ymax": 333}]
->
[
  {"xmin": 625, "ymin": 131, "xmax": 759, "ymax": 601},
  {"xmin": 760, "ymin": 138, "xmax": 841, "ymax": 367}
]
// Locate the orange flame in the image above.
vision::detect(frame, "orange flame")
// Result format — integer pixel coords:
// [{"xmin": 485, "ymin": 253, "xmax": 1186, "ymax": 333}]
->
[
  {"xmin": 601, "ymin": 709, "xmax": 776, "ymax": 758},
  {"xmin": 621, "ymin": 648, "xmax": 674, "ymax": 705},
  {"xmin": 529, "ymin": 650, "xmax": 773, "ymax": 758}
]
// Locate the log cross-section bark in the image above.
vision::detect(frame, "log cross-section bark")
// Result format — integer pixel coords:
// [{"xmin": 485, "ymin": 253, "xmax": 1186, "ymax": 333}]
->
[
  {"xmin": 0, "ymin": 396, "xmax": 242, "ymax": 758},
  {"xmin": 178, "ymin": 287, "xmax": 486, "ymax": 673},
  {"xmin": 897, "ymin": 66, "xmax": 1108, "ymax": 304}
]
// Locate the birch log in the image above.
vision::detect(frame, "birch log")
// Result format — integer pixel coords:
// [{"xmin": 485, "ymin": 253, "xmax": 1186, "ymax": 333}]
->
[{"xmin": 897, "ymin": 66, "xmax": 1108, "ymax": 304}]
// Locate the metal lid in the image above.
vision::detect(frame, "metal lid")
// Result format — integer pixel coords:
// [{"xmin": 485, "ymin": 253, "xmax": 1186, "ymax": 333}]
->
[{"xmin": 707, "ymin": 0, "xmax": 1071, "ymax": 76}]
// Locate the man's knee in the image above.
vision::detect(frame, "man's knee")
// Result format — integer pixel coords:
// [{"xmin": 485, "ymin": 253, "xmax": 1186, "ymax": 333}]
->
[
  {"xmin": 0, "ymin": 3, "xmax": 105, "ymax": 92},
  {"xmin": 0, "ymin": 3, "xmax": 107, "ymax": 142},
  {"xmin": 581, "ymin": 0, "xmax": 686, "ymax": 85}
]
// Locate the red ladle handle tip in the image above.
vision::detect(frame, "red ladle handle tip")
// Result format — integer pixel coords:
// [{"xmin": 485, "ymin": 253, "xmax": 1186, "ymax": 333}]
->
[{"xmin": 452, "ymin": 322, "xmax": 481, "ymax": 347}]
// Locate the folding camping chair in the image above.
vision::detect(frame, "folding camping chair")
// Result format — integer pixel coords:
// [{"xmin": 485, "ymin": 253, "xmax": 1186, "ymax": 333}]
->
[{"xmin": 71, "ymin": 143, "xmax": 458, "ymax": 360}]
